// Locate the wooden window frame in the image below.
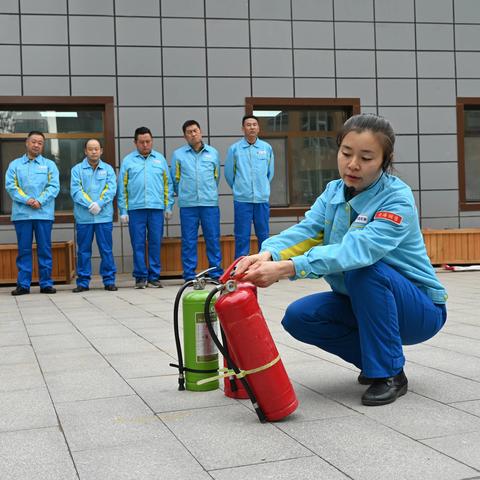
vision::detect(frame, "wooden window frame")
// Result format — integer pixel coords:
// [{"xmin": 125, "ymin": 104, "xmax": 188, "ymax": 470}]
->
[
  {"xmin": 457, "ymin": 97, "xmax": 480, "ymax": 211},
  {"xmin": 245, "ymin": 97, "xmax": 361, "ymax": 217},
  {"xmin": 0, "ymin": 96, "xmax": 115, "ymax": 225}
]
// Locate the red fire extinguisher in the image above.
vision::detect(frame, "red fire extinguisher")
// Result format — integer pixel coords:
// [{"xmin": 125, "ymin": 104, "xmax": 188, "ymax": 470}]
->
[{"xmin": 201, "ymin": 258, "xmax": 298, "ymax": 422}]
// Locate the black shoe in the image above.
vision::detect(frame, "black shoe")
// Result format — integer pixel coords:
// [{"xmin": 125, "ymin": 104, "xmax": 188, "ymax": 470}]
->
[
  {"xmin": 72, "ymin": 286, "xmax": 89, "ymax": 293},
  {"xmin": 104, "ymin": 285, "xmax": 118, "ymax": 291},
  {"xmin": 135, "ymin": 279, "xmax": 147, "ymax": 289},
  {"xmin": 358, "ymin": 372, "xmax": 374, "ymax": 385},
  {"xmin": 40, "ymin": 286, "xmax": 56, "ymax": 294},
  {"xmin": 361, "ymin": 370, "xmax": 408, "ymax": 406},
  {"xmin": 11, "ymin": 286, "xmax": 30, "ymax": 296},
  {"xmin": 147, "ymin": 279, "xmax": 163, "ymax": 288}
]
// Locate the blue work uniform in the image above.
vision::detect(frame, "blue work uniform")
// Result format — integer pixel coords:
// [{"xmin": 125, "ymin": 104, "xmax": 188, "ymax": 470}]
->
[
  {"xmin": 224, "ymin": 138, "xmax": 274, "ymax": 258},
  {"xmin": 70, "ymin": 158, "xmax": 117, "ymax": 288},
  {"xmin": 117, "ymin": 149, "xmax": 174, "ymax": 282},
  {"xmin": 5, "ymin": 154, "xmax": 60, "ymax": 289},
  {"xmin": 261, "ymin": 174, "xmax": 447, "ymax": 378},
  {"xmin": 170, "ymin": 143, "xmax": 223, "ymax": 280}
]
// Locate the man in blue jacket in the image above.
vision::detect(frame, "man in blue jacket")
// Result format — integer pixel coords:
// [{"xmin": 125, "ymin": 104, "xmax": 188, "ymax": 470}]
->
[
  {"xmin": 225, "ymin": 115, "xmax": 274, "ymax": 258},
  {"xmin": 170, "ymin": 120, "xmax": 223, "ymax": 282},
  {"xmin": 5, "ymin": 131, "xmax": 60, "ymax": 295},
  {"xmin": 117, "ymin": 127, "xmax": 173, "ymax": 289},
  {"xmin": 70, "ymin": 139, "xmax": 117, "ymax": 293}
]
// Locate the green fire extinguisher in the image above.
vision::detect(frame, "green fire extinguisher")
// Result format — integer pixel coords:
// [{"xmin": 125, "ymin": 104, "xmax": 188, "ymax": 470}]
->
[{"xmin": 170, "ymin": 268, "xmax": 220, "ymax": 391}]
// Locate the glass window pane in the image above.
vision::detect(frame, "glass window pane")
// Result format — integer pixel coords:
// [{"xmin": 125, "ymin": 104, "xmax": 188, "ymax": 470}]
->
[
  {"xmin": 464, "ymin": 110, "xmax": 480, "ymax": 136},
  {"xmin": 0, "ymin": 110, "xmax": 104, "ymax": 134},
  {"xmin": 267, "ymin": 137, "xmax": 288, "ymax": 207},
  {"xmin": 464, "ymin": 136, "xmax": 480, "ymax": 202},
  {"xmin": 290, "ymin": 136, "xmax": 338, "ymax": 206}
]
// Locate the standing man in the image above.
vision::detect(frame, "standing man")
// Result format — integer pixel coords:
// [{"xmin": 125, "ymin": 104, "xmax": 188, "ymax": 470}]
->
[
  {"xmin": 117, "ymin": 127, "xmax": 173, "ymax": 289},
  {"xmin": 70, "ymin": 139, "xmax": 117, "ymax": 293},
  {"xmin": 5, "ymin": 131, "xmax": 60, "ymax": 295},
  {"xmin": 170, "ymin": 120, "xmax": 223, "ymax": 282},
  {"xmin": 225, "ymin": 115, "xmax": 274, "ymax": 258}
]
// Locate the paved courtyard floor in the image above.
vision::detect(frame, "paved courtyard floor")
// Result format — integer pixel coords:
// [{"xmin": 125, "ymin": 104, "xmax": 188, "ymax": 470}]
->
[{"xmin": 1, "ymin": 270, "xmax": 480, "ymax": 479}]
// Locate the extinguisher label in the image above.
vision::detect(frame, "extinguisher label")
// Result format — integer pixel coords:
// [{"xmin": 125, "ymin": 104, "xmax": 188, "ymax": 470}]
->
[{"xmin": 195, "ymin": 311, "xmax": 219, "ymax": 362}]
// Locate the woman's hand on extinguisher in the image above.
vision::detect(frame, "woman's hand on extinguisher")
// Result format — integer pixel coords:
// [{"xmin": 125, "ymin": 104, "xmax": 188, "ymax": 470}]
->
[
  {"xmin": 241, "ymin": 259, "xmax": 296, "ymax": 288},
  {"xmin": 235, "ymin": 251, "xmax": 272, "ymax": 277}
]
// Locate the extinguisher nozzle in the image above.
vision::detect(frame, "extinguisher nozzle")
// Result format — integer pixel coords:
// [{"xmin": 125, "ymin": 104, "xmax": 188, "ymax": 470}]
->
[{"xmin": 178, "ymin": 377, "xmax": 185, "ymax": 391}]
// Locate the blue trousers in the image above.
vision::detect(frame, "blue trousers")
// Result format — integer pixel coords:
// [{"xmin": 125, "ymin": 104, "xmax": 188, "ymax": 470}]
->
[
  {"xmin": 233, "ymin": 201, "xmax": 270, "ymax": 258},
  {"xmin": 128, "ymin": 209, "xmax": 163, "ymax": 281},
  {"xmin": 75, "ymin": 222, "xmax": 116, "ymax": 288},
  {"xmin": 282, "ymin": 262, "xmax": 447, "ymax": 378},
  {"xmin": 13, "ymin": 219, "xmax": 53, "ymax": 289},
  {"xmin": 180, "ymin": 206, "xmax": 223, "ymax": 280}
]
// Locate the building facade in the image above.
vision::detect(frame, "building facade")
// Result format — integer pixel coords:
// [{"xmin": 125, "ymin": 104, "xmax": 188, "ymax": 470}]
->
[{"xmin": 0, "ymin": 0, "xmax": 479, "ymax": 275}]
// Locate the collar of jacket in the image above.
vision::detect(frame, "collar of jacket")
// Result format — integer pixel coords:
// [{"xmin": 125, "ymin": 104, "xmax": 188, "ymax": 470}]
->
[
  {"xmin": 81, "ymin": 157, "xmax": 105, "ymax": 170},
  {"xmin": 240, "ymin": 137, "xmax": 260, "ymax": 149},
  {"xmin": 21, "ymin": 153, "xmax": 44, "ymax": 164},
  {"xmin": 186, "ymin": 142, "xmax": 208, "ymax": 154},
  {"xmin": 330, "ymin": 173, "xmax": 388, "ymax": 210},
  {"xmin": 134, "ymin": 149, "xmax": 161, "ymax": 160}
]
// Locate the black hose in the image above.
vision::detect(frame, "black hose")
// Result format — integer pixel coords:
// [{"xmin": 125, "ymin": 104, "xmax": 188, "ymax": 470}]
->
[
  {"xmin": 203, "ymin": 287, "xmax": 267, "ymax": 423},
  {"xmin": 169, "ymin": 280, "xmax": 193, "ymax": 391}
]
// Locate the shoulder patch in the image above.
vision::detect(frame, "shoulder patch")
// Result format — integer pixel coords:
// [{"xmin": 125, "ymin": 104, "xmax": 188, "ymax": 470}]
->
[{"xmin": 374, "ymin": 211, "xmax": 403, "ymax": 225}]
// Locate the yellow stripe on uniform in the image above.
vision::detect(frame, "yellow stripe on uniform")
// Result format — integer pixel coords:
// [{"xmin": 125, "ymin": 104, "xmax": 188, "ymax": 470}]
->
[
  {"xmin": 214, "ymin": 165, "xmax": 218, "ymax": 180},
  {"xmin": 13, "ymin": 173, "xmax": 28, "ymax": 198},
  {"xmin": 175, "ymin": 162, "xmax": 181, "ymax": 183},
  {"xmin": 123, "ymin": 171, "xmax": 129, "ymax": 210},
  {"xmin": 278, "ymin": 232, "xmax": 324, "ymax": 260},
  {"xmin": 163, "ymin": 171, "xmax": 169, "ymax": 208},
  {"xmin": 99, "ymin": 183, "xmax": 109, "ymax": 200}
]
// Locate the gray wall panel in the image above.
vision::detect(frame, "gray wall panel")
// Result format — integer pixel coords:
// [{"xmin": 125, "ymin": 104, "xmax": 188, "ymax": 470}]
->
[
  {"xmin": 293, "ymin": 21, "xmax": 334, "ymax": 49},
  {"xmin": 336, "ymin": 51, "xmax": 375, "ymax": 78},
  {"xmin": 70, "ymin": 47, "xmax": 116, "ymax": 75},
  {"xmin": 416, "ymin": 24, "xmax": 454, "ymax": 51},
  {"xmin": 419, "ymin": 135, "xmax": 457, "ymax": 163},
  {"xmin": 421, "ymin": 190, "xmax": 459, "ymax": 217},
  {"xmin": 206, "ymin": 19, "xmax": 248, "ymax": 47},
  {"xmin": 378, "ymin": 79, "xmax": 417, "ymax": 106},
  {"xmin": 208, "ymin": 77, "xmax": 251, "ymax": 105},
  {"xmin": 207, "ymin": 49, "xmax": 250, "ymax": 77},
  {"xmin": 292, "ymin": 0, "xmax": 333, "ymax": 20},
  {"xmin": 252, "ymin": 49, "xmax": 293, "ymax": 77},
  {"xmin": 20, "ymin": 0, "xmax": 66, "ymax": 14},
  {"xmin": 0, "ymin": 76, "xmax": 21, "ymax": 95},
  {"xmin": 415, "ymin": 0, "xmax": 452, "ymax": 22},
  {"xmin": 117, "ymin": 17, "xmax": 161, "ymax": 46},
  {"xmin": 250, "ymin": 0, "xmax": 291, "ymax": 19},
  {"xmin": 22, "ymin": 46, "xmax": 68, "ymax": 75},
  {"xmin": 163, "ymin": 77, "xmax": 207, "ymax": 106},
  {"xmin": 375, "ymin": 0, "xmax": 414, "ymax": 21},
  {"xmin": 335, "ymin": 23, "xmax": 374, "ymax": 50},
  {"xmin": 377, "ymin": 51, "xmax": 416, "ymax": 78},
  {"xmin": 162, "ymin": 0, "xmax": 204, "ymax": 18},
  {"xmin": 420, "ymin": 162, "xmax": 458, "ymax": 190},
  {"xmin": 115, "ymin": 0, "xmax": 159, "ymax": 16},
  {"xmin": 0, "ymin": 14, "xmax": 19, "ymax": 43},
  {"xmin": 335, "ymin": 0, "xmax": 373, "ymax": 21},
  {"xmin": 23, "ymin": 76, "xmax": 70, "ymax": 96},
  {"xmin": 418, "ymin": 107, "xmax": 457, "ymax": 134},
  {"xmin": 0, "ymin": 46, "xmax": 21, "ymax": 74},
  {"xmin": 418, "ymin": 79, "xmax": 456, "ymax": 106},
  {"xmin": 253, "ymin": 78, "xmax": 293, "ymax": 97},
  {"xmin": 21, "ymin": 15, "xmax": 67, "ymax": 45},
  {"xmin": 375, "ymin": 23, "xmax": 415, "ymax": 51},
  {"xmin": 294, "ymin": 78, "xmax": 336, "ymax": 97},
  {"xmin": 294, "ymin": 50, "xmax": 335, "ymax": 78},
  {"xmin": 395, "ymin": 136, "xmax": 419, "ymax": 164},
  {"xmin": 251, "ymin": 20, "xmax": 292, "ymax": 49},
  {"xmin": 205, "ymin": 0, "xmax": 248, "ymax": 18},
  {"xmin": 69, "ymin": 16, "xmax": 114, "ymax": 45},
  {"xmin": 69, "ymin": 0, "xmax": 113, "ymax": 15},
  {"xmin": 163, "ymin": 48, "xmax": 206, "ymax": 77},
  {"xmin": 417, "ymin": 52, "xmax": 455, "ymax": 78},
  {"xmin": 117, "ymin": 47, "xmax": 162, "ymax": 76},
  {"xmin": 117, "ymin": 77, "xmax": 163, "ymax": 107}
]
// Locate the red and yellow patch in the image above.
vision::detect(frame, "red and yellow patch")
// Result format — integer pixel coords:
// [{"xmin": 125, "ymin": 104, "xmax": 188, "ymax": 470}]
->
[{"xmin": 374, "ymin": 211, "xmax": 403, "ymax": 225}]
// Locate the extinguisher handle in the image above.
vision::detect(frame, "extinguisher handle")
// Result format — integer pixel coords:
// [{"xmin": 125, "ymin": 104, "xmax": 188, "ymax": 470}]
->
[{"xmin": 219, "ymin": 257, "xmax": 246, "ymax": 284}]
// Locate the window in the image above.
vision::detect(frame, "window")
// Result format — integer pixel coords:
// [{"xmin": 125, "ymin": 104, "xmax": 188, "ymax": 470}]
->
[
  {"xmin": 246, "ymin": 98, "xmax": 360, "ymax": 216},
  {"xmin": 457, "ymin": 97, "xmax": 480, "ymax": 211},
  {"xmin": 0, "ymin": 96, "xmax": 115, "ymax": 224}
]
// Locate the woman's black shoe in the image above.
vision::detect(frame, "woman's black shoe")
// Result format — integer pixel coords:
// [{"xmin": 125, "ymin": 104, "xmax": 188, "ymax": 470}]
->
[
  {"xmin": 11, "ymin": 286, "xmax": 30, "ymax": 296},
  {"xmin": 361, "ymin": 370, "xmax": 408, "ymax": 406}
]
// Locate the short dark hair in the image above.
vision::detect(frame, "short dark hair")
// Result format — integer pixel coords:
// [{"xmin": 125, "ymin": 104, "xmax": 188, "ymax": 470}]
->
[
  {"xmin": 242, "ymin": 114, "xmax": 259, "ymax": 126},
  {"xmin": 182, "ymin": 120, "xmax": 201, "ymax": 134},
  {"xmin": 27, "ymin": 131, "xmax": 45, "ymax": 140},
  {"xmin": 336, "ymin": 114, "xmax": 395, "ymax": 172},
  {"xmin": 84, "ymin": 138, "xmax": 102, "ymax": 149},
  {"xmin": 134, "ymin": 126, "xmax": 153, "ymax": 141}
]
